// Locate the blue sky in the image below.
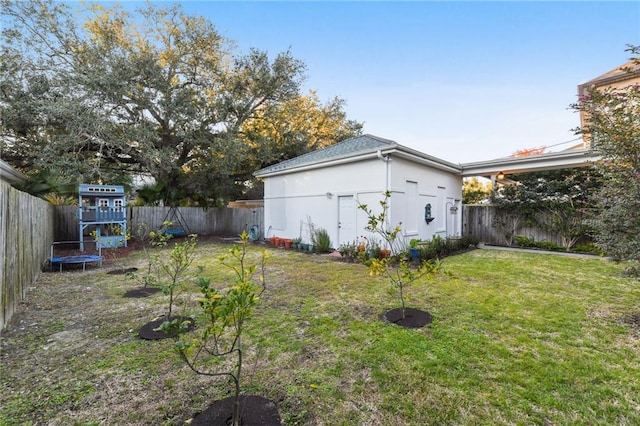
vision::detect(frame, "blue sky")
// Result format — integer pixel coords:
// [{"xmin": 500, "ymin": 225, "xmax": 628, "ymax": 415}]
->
[{"xmin": 158, "ymin": 2, "xmax": 638, "ymax": 163}]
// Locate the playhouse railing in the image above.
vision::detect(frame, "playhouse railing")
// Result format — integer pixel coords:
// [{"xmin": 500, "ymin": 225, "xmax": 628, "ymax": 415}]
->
[{"xmin": 77, "ymin": 207, "xmax": 126, "ymax": 222}]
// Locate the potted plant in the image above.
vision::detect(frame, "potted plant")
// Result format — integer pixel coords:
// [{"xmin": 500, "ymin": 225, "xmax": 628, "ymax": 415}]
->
[
  {"xmin": 409, "ymin": 238, "xmax": 421, "ymax": 260},
  {"xmin": 172, "ymin": 231, "xmax": 280, "ymax": 425},
  {"xmin": 292, "ymin": 237, "xmax": 302, "ymax": 250},
  {"xmin": 379, "ymin": 248, "xmax": 391, "ymax": 259},
  {"xmin": 359, "ymin": 191, "xmax": 446, "ymax": 329}
]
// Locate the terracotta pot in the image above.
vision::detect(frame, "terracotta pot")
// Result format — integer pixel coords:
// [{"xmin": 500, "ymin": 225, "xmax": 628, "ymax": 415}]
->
[
  {"xmin": 379, "ymin": 249, "xmax": 391, "ymax": 259},
  {"xmin": 283, "ymin": 238, "xmax": 292, "ymax": 249},
  {"xmin": 269, "ymin": 236, "xmax": 277, "ymax": 246},
  {"xmin": 273, "ymin": 237, "xmax": 281, "ymax": 247}
]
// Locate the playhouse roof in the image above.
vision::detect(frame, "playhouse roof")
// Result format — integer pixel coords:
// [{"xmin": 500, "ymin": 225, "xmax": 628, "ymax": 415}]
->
[
  {"xmin": 78, "ymin": 184, "xmax": 125, "ymax": 196},
  {"xmin": 254, "ymin": 134, "xmax": 461, "ymax": 177}
]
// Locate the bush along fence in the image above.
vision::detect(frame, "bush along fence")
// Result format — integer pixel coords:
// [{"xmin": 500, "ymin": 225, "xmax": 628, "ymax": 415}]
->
[
  {"xmin": 53, "ymin": 206, "xmax": 265, "ymax": 242},
  {"xmin": 338, "ymin": 234, "xmax": 479, "ymax": 264},
  {"xmin": 462, "ymin": 205, "xmax": 600, "ymax": 254},
  {"xmin": 1, "ymin": 182, "xmax": 55, "ymax": 330}
]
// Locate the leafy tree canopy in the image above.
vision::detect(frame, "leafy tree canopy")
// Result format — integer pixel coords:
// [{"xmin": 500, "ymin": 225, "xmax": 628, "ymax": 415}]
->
[
  {"xmin": 490, "ymin": 168, "xmax": 602, "ymax": 219},
  {"xmin": 489, "ymin": 168, "xmax": 604, "ymax": 250},
  {"xmin": 573, "ymin": 45, "xmax": 640, "ymax": 260},
  {"xmin": 462, "ymin": 177, "xmax": 492, "ymax": 204},
  {"xmin": 0, "ymin": 0, "xmax": 362, "ymax": 205}
]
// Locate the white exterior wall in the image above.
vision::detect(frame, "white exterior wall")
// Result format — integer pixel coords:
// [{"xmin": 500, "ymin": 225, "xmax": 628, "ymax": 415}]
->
[
  {"xmin": 386, "ymin": 157, "xmax": 463, "ymax": 245},
  {"xmin": 262, "ymin": 155, "xmax": 462, "ymax": 250},
  {"xmin": 263, "ymin": 158, "xmax": 387, "ymax": 246}
]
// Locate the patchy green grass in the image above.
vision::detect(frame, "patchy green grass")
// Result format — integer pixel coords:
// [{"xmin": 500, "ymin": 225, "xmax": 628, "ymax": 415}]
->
[{"xmin": 1, "ymin": 242, "xmax": 639, "ymax": 425}]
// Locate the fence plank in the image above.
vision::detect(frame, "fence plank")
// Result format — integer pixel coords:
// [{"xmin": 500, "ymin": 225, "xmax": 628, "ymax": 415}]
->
[
  {"xmin": 53, "ymin": 206, "xmax": 265, "ymax": 241},
  {"xmin": 463, "ymin": 205, "xmax": 571, "ymax": 247},
  {"xmin": 1, "ymin": 182, "xmax": 55, "ymax": 330}
]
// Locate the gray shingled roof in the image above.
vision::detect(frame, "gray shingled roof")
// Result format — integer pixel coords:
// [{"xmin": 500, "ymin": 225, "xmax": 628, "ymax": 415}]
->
[{"xmin": 254, "ymin": 134, "xmax": 398, "ymax": 176}]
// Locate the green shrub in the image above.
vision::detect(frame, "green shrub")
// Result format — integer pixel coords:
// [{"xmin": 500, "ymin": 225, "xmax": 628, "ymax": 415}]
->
[
  {"xmin": 313, "ymin": 228, "xmax": 332, "ymax": 253},
  {"xmin": 459, "ymin": 235, "xmax": 479, "ymax": 248},
  {"xmin": 338, "ymin": 241, "xmax": 359, "ymax": 261},
  {"xmin": 514, "ymin": 235, "xmax": 536, "ymax": 248},
  {"xmin": 514, "ymin": 235, "xmax": 562, "ymax": 252},
  {"xmin": 535, "ymin": 240, "xmax": 563, "ymax": 251},
  {"xmin": 621, "ymin": 264, "xmax": 640, "ymax": 279},
  {"xmin": 572, "ymin": 243, "xmax": 604, "ymax": 255},
  {"xmin": 415, "ymin": 235, "xmax": 478, "ymax": 262}
]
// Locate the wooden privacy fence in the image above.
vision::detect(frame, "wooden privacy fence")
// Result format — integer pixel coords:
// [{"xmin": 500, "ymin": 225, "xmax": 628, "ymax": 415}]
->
[
  {"xmin": 1, "ymin": 181, "xmax": 55, "ymax": 330},
  {"xmin": 53, "ymin": 206, "xmax": 265, "ymax": 241},
  {"xmin": 462, "ymin": 204, "xmax": 569, "ymax": 247}
]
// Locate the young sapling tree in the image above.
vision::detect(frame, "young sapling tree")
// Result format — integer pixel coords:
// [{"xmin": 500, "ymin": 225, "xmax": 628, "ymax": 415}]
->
[
  {"xmin": 130, "ymin": 221, "xmax": 173, "ymax": 288},
  {"xmin": 359, "ymin": 191, "xmax": 444, "ymax": 323},
  {"xmin": 173, "ymin": 231, "xmax": 271, "ymax": 425},
  {"xmin": 160, "ymin": 234, "xmax": 199, "ymax": 321},
  {"xmin": 139, "ymin": 233, "xmax": 199, "ymax": 339}
]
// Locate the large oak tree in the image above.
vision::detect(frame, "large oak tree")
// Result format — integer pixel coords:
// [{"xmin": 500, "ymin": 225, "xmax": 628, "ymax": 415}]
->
[{"xmin": 0, "ymin": 1, "xmax": 361, "ymax": 204}]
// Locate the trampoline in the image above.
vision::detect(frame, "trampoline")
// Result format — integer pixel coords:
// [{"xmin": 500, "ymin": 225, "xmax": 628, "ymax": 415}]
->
[{"xmin": 50, "ymin": 241, "xmax": 103, "ymax": 272}]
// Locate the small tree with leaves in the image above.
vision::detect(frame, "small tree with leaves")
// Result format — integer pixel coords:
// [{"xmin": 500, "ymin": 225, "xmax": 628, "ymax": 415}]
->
[
  {"xmin": 172, "ymin": 231, "xmax": 269, "ymax": 426},
  {"xmin": 359, "ymin": 191, "xmax": 443, "ymax": 320},
  {"xmin": 573, "ymin": 45, "xmax": 640, "ymax": 262},
  {"xmin": 159, "ymin": 235, "xmax": 200, "ymax": 323},
  {"xmin": 129, "ymin": 221, "xmax": 173, "ymax": 289}
]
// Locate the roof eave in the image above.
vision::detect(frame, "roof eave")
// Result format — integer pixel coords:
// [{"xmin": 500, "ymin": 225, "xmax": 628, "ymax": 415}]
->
[
  {"xmin": 254, "ymin": 145, "xmax": 462, "ymax": 178},
  {"xmin": 578, "ymin": 67, "xmax": 640, "ymax": 94},
  {"xmin": 460, "ymin": 149, "xmax": 600, "ymax": 177},
  {"xmin": 254, "ymin": 150, "xmax": 383, "ymax": 178},
  {"xmin": 388, "ymin": 147, "xmax": 462, "ymax": 174},
  {"xmin": 0, "ymin": 159, "xmax": 27, "ymax": 184}
]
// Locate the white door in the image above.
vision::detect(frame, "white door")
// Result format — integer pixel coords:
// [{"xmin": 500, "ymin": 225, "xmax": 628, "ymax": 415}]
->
[{"xmin": 338, "ymin": 195, "xmax": 357, "ymax": 246}]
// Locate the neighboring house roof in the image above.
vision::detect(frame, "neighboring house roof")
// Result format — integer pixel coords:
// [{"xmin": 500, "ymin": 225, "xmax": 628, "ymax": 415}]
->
[
  {"xmin": 578, "ymin": 59, "xmax": 640, "ymax": 95},
  {"xmin": 0, "ymin": 159, "xmax": 26, "ymax": 184},
  {"xmin": 254, "ymin": 134, "xmax": 462, "ymax": 177}
]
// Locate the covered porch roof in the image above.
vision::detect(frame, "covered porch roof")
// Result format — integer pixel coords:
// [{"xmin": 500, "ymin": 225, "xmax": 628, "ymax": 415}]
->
[
  {"xmin": 459, "ymin": 149, "xmax": 600, "ymax": 178},
  {"xmin": 0, "ymin": 159, "xmax": 26, "ymax": 184}
]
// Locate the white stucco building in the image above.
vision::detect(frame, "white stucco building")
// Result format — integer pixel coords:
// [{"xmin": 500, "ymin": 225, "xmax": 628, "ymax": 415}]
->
[{"xmin": 254, "ymin": 134, "xmax": 463, "ymax": 249}]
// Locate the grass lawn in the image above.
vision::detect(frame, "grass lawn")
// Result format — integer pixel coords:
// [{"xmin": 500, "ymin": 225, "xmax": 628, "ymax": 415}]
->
[{"xmin": 1, "ymin": 241, "xmax": 639, "ymax": 425}]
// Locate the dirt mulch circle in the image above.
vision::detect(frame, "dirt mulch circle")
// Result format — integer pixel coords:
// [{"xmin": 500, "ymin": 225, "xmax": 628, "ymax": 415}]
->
[
  {"xmin": 138, "ymin": 316, "xmax": 195, "ymax": 340},
  {"xmin": 107, "ymin": 267, "xmax": 139, "ymax": 275},
  {"xmin": 381, "ymin": 307, "xmax": 433, "ymax": 328},
  {"xmin": 190, "ymin": 395, "xmax": 281, "ymax": 426},
  {"xmin": 123, "ymin": 286, "xmax": 162, "ymax": 298},
  {"xmin": 621, "ymin": 311, "xmax": 640, "ymax": 329}
]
